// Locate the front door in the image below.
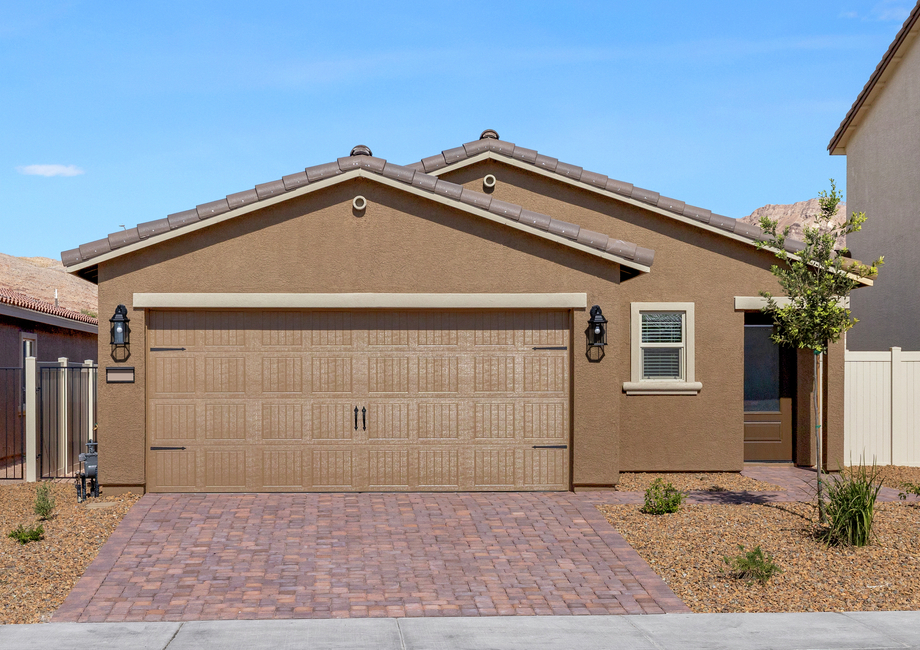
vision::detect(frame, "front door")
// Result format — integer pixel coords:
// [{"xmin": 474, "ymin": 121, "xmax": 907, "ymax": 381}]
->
[{"xmin": 743, "ymin": 314, "xmax": 795, "ymax": 461}]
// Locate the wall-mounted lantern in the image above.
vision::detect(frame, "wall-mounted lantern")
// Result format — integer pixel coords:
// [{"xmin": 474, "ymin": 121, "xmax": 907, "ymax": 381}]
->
[
  {"xmin": 110, "ymin": 304, "xmax": 131, "ymax": 362},
  {"xmin": 585, "ymin": 305, "xmax": 607, "ymax": 362}
]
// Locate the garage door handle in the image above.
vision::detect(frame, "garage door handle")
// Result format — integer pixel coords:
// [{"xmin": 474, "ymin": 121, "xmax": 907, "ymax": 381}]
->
[
  {"xmin": 150, "ymin": 347, "xmax": 187, "ymax": 352},
  {"xmin": 354, "ymin": 407, "xmax": 358, "ymax": 431},
  {"xmin": 150, "ymin": 446, "xmax": 187, "ymax": 451},
  {"xmin": 532, "ymin": 445, "xmax": 567, "ymax": 449},
  {"xmin": 532, "ymin": 346, "xmax": 567, "ymax": 350},
  {"xmin": 362, "ymin": 407, "xmax": 366, "ymax": 431}
]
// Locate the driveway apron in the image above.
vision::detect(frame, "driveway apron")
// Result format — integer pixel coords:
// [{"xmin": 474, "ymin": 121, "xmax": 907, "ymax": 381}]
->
[{"xmin": 53, "ymin": 492, "xmax": 689, "ymax": 622}]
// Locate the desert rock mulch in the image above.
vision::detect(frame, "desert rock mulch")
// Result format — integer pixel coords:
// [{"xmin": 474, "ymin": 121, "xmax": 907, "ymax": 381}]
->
[
  {"xmin": 599, "ymin": 500, "xmax": 920, "ymax": 613},
  {"xmin": 877, "ymin": 466, "xmax": 920, "ymax": 492},
  {"xmin": 615, "ymin": 472, "xmax": 785, "ymax": 493},
  {"xmin": 0, "ymin": 481, "xmax": 139, "ymax": 625}
]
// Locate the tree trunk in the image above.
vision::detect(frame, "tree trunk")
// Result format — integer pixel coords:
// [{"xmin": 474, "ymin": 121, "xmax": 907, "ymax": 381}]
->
[{"xmin": 815, "ymin": 351, "xmax": 826, "ymax": 523}]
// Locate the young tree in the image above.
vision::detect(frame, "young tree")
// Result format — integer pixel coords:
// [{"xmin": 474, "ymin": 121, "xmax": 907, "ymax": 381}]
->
[{"xmin": 757, "ymin": 180, "xmax": 882, "ymax": 522}]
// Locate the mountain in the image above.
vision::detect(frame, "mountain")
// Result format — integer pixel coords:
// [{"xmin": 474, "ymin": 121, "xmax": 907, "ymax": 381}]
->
[
  {"xmin": 739, "ymin": 198, "xmax": 846, "ymax": 248},
  {"xmin": 0, "ymin": 253, "xmax": 98, "ymax": 316}
]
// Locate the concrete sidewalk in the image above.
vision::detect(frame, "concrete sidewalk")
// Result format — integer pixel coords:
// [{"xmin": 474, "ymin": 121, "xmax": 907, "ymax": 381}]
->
[{"xmin": 2, "ymin": 612, "xmax": 919, "ymax": 650}]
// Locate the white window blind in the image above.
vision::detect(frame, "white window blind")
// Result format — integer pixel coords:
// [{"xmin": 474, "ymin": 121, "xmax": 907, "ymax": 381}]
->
[{"xmin": 641, "ymin": 312, "xmax": 684, "ymax": 380}]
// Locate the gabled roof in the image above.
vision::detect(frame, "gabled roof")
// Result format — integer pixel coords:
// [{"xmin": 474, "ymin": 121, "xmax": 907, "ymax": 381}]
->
[
  {"xmin": 408, "ymin": 131, "xmax": 809, "ymax": 256},
  {"xmin": 62, "ymin": 149, "xmax": 655, "ymax": 283},
  {"xmin": 0, "ymin": 287, "xmax": 98, "ymax": 329},
  {"xmin": 828, "ymin": 0, "xmax": 920, "ymax": 155}
]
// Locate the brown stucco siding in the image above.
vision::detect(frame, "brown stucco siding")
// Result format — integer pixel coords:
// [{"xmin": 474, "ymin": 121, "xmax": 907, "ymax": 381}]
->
[
  {"xmin": 95, "ymin": 178, "xmax": 624, "ymax": 491},
  {"xmin": 1, "ymin": 316, "xmax": 97, "ymax": 368},
  {"xmin": 443, "ymin": 160, "xmax": 843, "ymax": 472}
]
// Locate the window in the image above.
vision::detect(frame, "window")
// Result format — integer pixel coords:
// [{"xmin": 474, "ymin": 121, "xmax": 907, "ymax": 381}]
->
[
  {"xmin": 624, "ymin": 302, "xmax": 701, "ymax": 395},
  {"xmin": 20, "ymin": 333, "xmax": 36, "ymax": 368}
]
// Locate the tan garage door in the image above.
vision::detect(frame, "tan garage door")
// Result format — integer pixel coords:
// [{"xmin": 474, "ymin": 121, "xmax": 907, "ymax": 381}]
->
[{"xmin": 146, "ymin": 310, "xmax": 570, "ymax": 492}]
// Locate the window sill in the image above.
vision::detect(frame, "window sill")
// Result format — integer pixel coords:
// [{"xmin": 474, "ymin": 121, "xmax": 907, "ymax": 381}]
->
[{"xmin": 622, "ymin": 381, "xmax": 703, "ymax": 395}]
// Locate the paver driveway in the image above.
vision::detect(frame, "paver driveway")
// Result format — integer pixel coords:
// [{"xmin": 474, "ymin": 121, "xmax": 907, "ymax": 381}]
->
[{"xmin": 54, "ymin": 492, "xmax": 688, "ymax": 622}]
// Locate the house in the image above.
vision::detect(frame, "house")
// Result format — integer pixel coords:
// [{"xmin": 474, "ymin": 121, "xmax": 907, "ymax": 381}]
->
[
  {"xmin": 61, "ymin": 132, "xmax": 860, "ymax": 494},
  {"xmin": 829, "ymin": 0, "xmax": 920, "ymax": 351},
  {"xmin": 829, "ymin": 1, "xmax": 920, "ymax": 467},
  {"xmin": 0, "ymin": 287, "xmax": 97, "ymax": 368}
]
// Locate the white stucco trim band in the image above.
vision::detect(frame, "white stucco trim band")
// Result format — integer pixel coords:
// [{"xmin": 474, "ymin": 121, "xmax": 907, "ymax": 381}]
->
[
  {"xmin": 133, "ymin": 293, "xmax": 589, "ymax": 310},
  {"xmin": 734, "ymin": 296, "xmax": 792, "ymax": 310}
]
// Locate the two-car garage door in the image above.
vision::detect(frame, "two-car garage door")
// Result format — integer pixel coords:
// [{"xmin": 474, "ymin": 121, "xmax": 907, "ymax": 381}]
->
[{"xmin": 146, "ymin": 310, "xmax": 570, "ymax": 492}]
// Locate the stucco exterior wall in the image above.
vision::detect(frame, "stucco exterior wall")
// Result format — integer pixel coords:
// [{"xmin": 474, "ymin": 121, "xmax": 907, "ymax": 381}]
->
[
  {"xmin": 845, "ymin": 33, "xmax": 920, "ymax": 351},
  {"xmin": 95, "ymin": 178, "xmax": 623, "ymax": 492},
  {"xmin": 443, "ymin": 161, "xmax": 846, "ymax": 472},
  {"xmin": 0, "ymin": 316, "xmax": 97, "ymax": 368}
]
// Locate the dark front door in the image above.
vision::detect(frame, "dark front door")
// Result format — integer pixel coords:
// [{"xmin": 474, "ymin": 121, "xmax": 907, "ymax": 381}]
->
[{"xmin": 743, "ymin": 314, "xmax": 795, "ymax": 461}]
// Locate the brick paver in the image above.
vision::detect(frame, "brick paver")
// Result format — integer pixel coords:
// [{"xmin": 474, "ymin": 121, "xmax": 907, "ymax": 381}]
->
[{"xmin": 53, "ymin": 492, "xmax": 689, "ymax": 622}]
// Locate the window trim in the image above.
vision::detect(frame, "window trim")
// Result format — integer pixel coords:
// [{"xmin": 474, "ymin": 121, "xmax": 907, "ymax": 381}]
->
[{"xmin": 623, "ymin": 302, "xmax": 702, "ymax": 395}]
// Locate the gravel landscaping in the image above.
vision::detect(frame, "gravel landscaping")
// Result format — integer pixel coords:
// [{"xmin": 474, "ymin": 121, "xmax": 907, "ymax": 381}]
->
[
  {"xmin": 877, "ymin": 466, "xmax": 920, "ymax": 492},
  {"xmin": 0, "ymin": 481, "xmax": 139, "ymax": 625},
  {"xmin": 599, "ymin": 500, "xmax": 920, "ymax": 613},
  {"xmin": 616, "ymin": 472, "xmax": 785, "ymax": 493}
]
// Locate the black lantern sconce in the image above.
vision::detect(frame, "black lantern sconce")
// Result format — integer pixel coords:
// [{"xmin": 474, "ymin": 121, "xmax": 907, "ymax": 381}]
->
[
  {"xmin": 585, "ymin": 305, "xmax": 608, "ymax": 362},
  {"xmin": 110, "ymin": 304, "xmax": 131, "ymax": 362}
]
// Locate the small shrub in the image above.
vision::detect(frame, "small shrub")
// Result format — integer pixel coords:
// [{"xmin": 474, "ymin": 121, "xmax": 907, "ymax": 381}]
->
[
  {"xmin": 899, "ymin": 482, "xmax": 920, "ymax": 501},
  {"xmin": 722, "ymin": 544, "xmax": 783, "ymax": 585},
  {"xmin": 820, "ymin": 462, "xmax": 882, "ymax": 547},
  {"xmin": 8, "ymin": 524, "xmax": 44, "ymax": 545},
  {"xmin": 641, "ymin": 478, "xmax": 685, "ymax": 515},
  {"xmin": 34, "ymin": 482, "xmax": 56, "ymax": 520}
]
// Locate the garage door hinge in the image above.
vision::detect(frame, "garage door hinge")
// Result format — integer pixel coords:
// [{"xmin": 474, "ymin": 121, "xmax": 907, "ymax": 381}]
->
[
  {"xmin": 150, "ymin": 347, "xmax": 186, "ymax": 352},
  {"xmin": 532, "ymin": 445, "xmax": 567, "ymax": 449},
  {"xmin": 150, "ymin": 446, "xmax": 187, "ymax": 451}
]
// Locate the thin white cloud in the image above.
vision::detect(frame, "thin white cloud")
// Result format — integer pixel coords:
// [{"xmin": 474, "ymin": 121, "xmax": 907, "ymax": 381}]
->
[{"xmin": 17, "ymin": 164, "xmax": 85, "ymax": 177}]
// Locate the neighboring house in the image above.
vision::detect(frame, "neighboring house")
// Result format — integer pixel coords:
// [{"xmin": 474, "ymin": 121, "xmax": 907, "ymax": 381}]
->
[
  {"xmin": 0, "ymin": 287, "xmax": 98, "ymax": 368},
  {"xmin": 62, "ymin": 133, "xmax": 864, "ymax": 495},
  {"xmin": 830, "ymin": 2, "xmax": 920, "ymax": 467},
  {"xmin": 829, "ymin": 1, "xmax": 920, "ymax": 351}
]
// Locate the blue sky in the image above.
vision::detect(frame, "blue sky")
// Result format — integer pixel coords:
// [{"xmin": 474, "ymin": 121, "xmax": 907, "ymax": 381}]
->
[{"xmin": 1, "ymin": 0, "xmax": 914, "ymax": 259}]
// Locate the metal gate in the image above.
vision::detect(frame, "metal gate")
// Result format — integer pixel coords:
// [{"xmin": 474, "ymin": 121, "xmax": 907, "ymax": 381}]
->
[
  {"xmin": 38, "ymin": 365, "xmax": 97, "ymax": 479},
  {"xmin": 0, "ymin": 368, "xmax": 24, "ymax": 480}
]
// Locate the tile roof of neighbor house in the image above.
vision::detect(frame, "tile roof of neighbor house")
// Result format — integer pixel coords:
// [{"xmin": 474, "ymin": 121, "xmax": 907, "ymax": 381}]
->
[
  {"xmin": 0, "ymin": 287, "xmax": 98, "ymax": 326},
  {"xmin": 409, "ymin": 131, "xmax": 809, "ymax": 255},
  {"xmin": 828, "ymin": 0, "xmax": 920, "ymax": 154},
  {"xmin": 61, "ymin": 147, "xmax": 658, "ymax": 278}
]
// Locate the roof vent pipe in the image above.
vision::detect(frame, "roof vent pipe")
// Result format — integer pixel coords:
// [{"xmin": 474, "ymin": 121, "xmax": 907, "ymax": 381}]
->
[
  {"xmin": 479, "ymin": 129, "xmax": 499, "ymax": 140},
  {"xmin": 350, "ymin": 145, "xmax": 372, "ymax": 157}
]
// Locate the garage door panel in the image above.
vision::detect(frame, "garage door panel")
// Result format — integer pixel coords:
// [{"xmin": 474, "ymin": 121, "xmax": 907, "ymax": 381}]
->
[
  {"xmin": 261, "ymin": 403, "xmax": 304, "ymax": 440},
  {"xmin": 311, "ymin": 448, "xmax": 356, "ymax": 489},
  {"xmin": 262, "ymin": 448, "xmax": 303, "ymax": 488},
  {"xmin": 261, "ymin": 356, "xmax": 304, "ymax": 393},
  {"xmin": 150, "ymin": 403, "xmax": 197, "ymax": 442},
  {"xmin": 474, "ymin": 403, "xmax": 516, "ymax": 439},
  {"xmin": 523, "ymin": 402, "xmax": 567, "ymax": 440},
  {"xmin": 311, "ymin": 357, "xmax": 354, "ymax": 393},
  {"xmin": 418, "ymin": 402, "xmax": 459, "ymax": 439},
  {"xmin": 310, "ymin": 402, "xmax": 355, "ymax": 441},
  {"xmin": 367, "ymin": 402, "xmax": 410, "ymax": 440},
  {"xmin": 524, "ymin": 448, "xmax": 567, "ymax": 488},
  {"xmin": 204, "ymin": 357, "xmax": 245, "ymax": 393},
  {"xmin": 368, "ymin": 357, "xmax": 410, "ymax": 394},
  {"xmin": 311, "ymin": 311, "xmax": 354, "ymax": 347},
  {"xmin": 417, "ymin": 357, "xmax": 459, "ymax": 393},
  {"xmin": 148, "ymin": 309, "xmax": 570, "ymax": 492}
]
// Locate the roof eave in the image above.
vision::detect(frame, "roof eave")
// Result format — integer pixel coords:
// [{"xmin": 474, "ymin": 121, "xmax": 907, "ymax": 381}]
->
[
  {"xmin": 65, "ymin": 168, "xmax": 652, "ymax": 278},
  {"xmin": 827, "ymin": 2, "xmax": 920, "ymax": 155},
  {"xmin": 431, "ymin": 152, "xmax": 770, "ymax": 251}
]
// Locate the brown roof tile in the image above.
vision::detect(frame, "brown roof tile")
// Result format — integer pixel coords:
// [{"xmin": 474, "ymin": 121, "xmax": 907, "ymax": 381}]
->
[
  {"xmin": 0, "ymin": 287, "xmax": 97, "ymax": 326},
  {"xmin": 63, "ymin": 142, "xmax": 658, "ymax": 275},
  {"xmin": 408, "ymin": 132, "xmax": 811, "ymax": 256}
]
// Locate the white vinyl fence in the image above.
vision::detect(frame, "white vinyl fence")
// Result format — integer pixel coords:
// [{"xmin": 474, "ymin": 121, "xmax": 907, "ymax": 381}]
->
[{"xmin": 845, "ymin": 347, "xmax": 920, "ymax": 467}]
